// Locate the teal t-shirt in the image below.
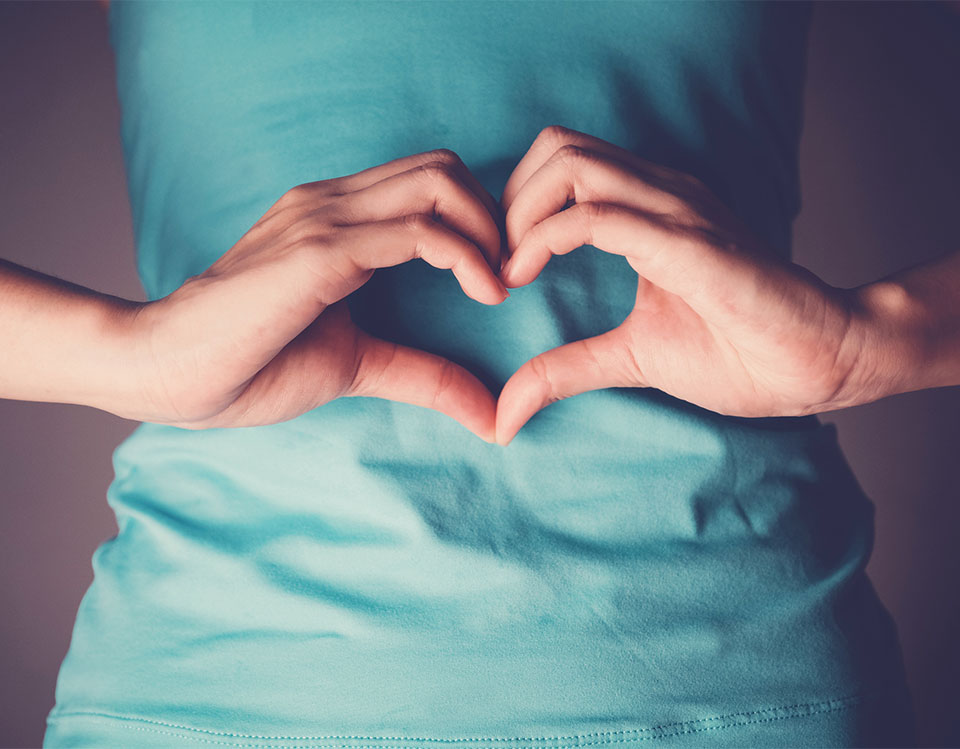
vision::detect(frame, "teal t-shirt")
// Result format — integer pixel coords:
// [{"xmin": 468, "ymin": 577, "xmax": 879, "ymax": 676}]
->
[{"xmin": 45, "ymin": 2, "xmax": 913, "ymax": 747}]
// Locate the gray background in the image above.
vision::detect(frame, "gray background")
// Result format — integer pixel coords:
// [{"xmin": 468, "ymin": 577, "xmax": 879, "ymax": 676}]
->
[{"xmin": 1, "ymin": 2, "xmax": 958, "ymax": 746}]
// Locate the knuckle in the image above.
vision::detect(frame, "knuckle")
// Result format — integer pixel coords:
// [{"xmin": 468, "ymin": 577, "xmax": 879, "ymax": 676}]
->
[
  {"xmin": 572, "ymin": 201, "xmax": 615, "ymax": 240},
  {"xmin": 538, "ymin": 124, "xmax": 576, "ymax": 150},
  {"xmin": 580, "ymin": 337, "xmax": 606, "ymax": 374},
  {"xmin": 624, "ymin": 342, "xmax": 646, "ymax": 384},
  {"xmin": 577, "ymin": 200, "xmax": 608, "ymax": 222},
  {"xmin": 278, "ymin": 182, "xmax": 314, "ymax": 206},
  {"xmin": 518, "ymin": 216, "xmax": 542, "ymax": 248},
  {"xmin": 555, "ymin": 143, "xmax": 591, "ymax": 166},
  {"xmin": 416, "ymin": 159, "xmax": 459, "ymax": 187},
  {"xmin": 351, "ymin": 340, "xmax": 394, "ymax": 398},
  {"xmin": 527, "ymin": 356, "xmax": 559, "ymax": 404},
  {"xmin": 430, "ymin": 358, "xmax": 457, "ymax": 409},
  {"xmin": 401, "ymin": 211, "xmax": 436, "ymax": 233},
  {"xmin": 424, "ymin": 148, "xmax": 462, "ymax": 167}
]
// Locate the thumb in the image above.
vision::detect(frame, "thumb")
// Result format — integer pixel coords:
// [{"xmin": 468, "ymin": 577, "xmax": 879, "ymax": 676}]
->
[
  {"xmin": 495, "ymin": 327, "xmax": 644, "ymax": 445},
  {"xmin": 348, "ymin": 332, "xmax": 497, "ymax": 443}
]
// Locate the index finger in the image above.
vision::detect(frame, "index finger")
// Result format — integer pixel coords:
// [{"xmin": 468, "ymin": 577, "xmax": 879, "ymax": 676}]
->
[
  {"xmin": 334, "ymin": 149, "xmax": 503, "ymax": 239},
  {"xmin": 500, "ymin": 125, "xmax": 694, "ymax": 215}
]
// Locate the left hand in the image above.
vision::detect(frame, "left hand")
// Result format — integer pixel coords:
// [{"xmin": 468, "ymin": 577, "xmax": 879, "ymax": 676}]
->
[{"xmin": 495, "ymin": 125, "xmax": 867, "ymax": 445}]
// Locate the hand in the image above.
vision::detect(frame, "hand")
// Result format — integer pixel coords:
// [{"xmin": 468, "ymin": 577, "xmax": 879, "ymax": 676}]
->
[
  {"xmin": 128, "ymin": 148, "xmax": 509, "ymax": 440},
  {"xmin": 494, "ymin": 126, "xmax": 866, "ymax": 445}
]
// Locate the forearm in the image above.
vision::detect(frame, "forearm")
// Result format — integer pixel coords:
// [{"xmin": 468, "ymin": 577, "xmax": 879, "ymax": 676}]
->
[
  {"xmin": 844, "ymin": 249, "xmax": 960, "ymax": 407},
  {"xmin": 0, "ymin": 258, "xmax": 145, "ymax": 418}
]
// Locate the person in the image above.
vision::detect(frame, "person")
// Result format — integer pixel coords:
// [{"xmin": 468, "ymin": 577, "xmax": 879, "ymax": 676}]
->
[{"xmin": 3, "ymin": 0, "xmax": 955, "ymax": 746}]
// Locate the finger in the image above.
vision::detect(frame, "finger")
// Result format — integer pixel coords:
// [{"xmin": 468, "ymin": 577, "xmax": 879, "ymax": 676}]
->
[
  {"xmin": 323, "ymin": 213, "xmax": 509, "ymax": 305},
  {"xmin": 499, "ymin": 200, "xmax": 775, "ymax": 326},
  {"xmin": 265, "ymin": 151, "xmax": 459, "ymax": 214},
  {"xmin": 338, "ymin": 148, "xmax": 497, "ymax": 213},
  {"xmin": 503, "ymin": 144, "xmax": 689, "ymax": 256},
  {"xmin": 495, "ymin": 326, "xmax": 643, "ymax": 446},
  {"xmin": 349, "ymin": 333, "xmax": 497, "ymax": 443},
  {"xmin": 271, "ymin": 149, "xmax": 501, "ymax": 242},
  {"xmin": 333, "ymin": 158, "xmax": 501, "ymax": 269},
  {"xmin": 440, "ymin": 156, "xmax": 505, "ymax": 248},
  {"xmin": 501, "ymin": 125, "xmax": 696, "ymax": 216},
  {"xmin": 332, "ymin": 149, "xmax": 502, "ymax": 247}
]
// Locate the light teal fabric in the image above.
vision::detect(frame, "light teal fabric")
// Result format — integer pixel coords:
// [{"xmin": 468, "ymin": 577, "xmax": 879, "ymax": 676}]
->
[{"xmin": 45, "ymin": 2, "xmax": 914, "ymax": 746}]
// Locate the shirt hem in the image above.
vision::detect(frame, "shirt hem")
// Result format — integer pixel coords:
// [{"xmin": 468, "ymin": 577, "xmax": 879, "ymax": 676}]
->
[{"xmin": 45, "ymin": 691, "xmax": 878, "ymax": 748}]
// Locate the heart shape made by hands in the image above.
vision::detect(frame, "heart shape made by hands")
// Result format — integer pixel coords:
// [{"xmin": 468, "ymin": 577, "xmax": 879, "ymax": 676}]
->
[{"xmin": 484, "ymin": 125, "xmax": 858, "ymax": 445}]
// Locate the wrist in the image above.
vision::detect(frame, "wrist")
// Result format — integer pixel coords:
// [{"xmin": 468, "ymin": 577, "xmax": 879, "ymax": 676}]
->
[
  {"xmin": 0, "ymin": 258, "xmax": 157, "ymax": 421},
  {"xmin": 61, "ymin": 292, "xmax": 152, "ymax": 420},
  {"xmin": 841, "ymin": 279, "xmax": 932, "ymax": 408}
]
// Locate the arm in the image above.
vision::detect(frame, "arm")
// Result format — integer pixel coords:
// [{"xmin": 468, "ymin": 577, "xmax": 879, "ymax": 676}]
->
[
  {"xmin": 0, "ymin": 258, "xmax": 142, "ymax": 417},
  {"xmin": 1, "ymin": 148, "xmax": 508, "ymax": 440}
]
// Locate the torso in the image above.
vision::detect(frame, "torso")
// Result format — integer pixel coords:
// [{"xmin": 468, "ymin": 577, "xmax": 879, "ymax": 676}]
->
[{"xmin": 45, "ymin": 3, "xmax": 912, "ymax": 745}]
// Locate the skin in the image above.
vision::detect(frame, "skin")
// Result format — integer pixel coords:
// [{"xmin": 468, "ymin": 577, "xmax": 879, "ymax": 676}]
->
[
  {"xmin": 0, "ymin": 148, "xmax": 509, "ymax": 441},
  {"xmin": 2, "ymin": 10, "xmax": 958, "ymax": 444},
  {"xmin": 494, "ymin": 126, "xmax": 960, "ymax": 444}
]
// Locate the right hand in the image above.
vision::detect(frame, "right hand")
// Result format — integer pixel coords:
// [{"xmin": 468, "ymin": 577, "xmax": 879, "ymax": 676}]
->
[{"xmin": 125, "ymin": 149, "xmax": 508, "ymax": 441}]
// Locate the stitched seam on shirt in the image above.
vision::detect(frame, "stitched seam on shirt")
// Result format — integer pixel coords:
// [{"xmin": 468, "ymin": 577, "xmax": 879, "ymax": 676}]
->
[
  {"xmin": 48, "ymin": 699, "xmax": 869, "ymax": 747},
  {"xmin": 46, "ymin": 691, "xmax": 876, "ymax": 745}
]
